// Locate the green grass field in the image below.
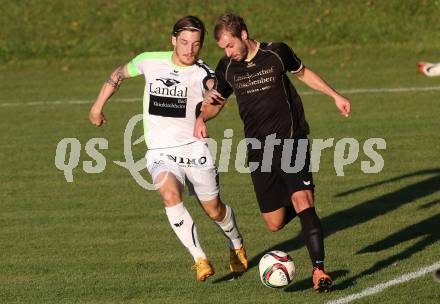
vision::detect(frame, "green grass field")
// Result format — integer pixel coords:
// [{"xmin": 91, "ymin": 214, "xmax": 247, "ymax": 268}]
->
[{"xmin": 1, "ymin": 1, "xmax": 440, "ymax": 303}]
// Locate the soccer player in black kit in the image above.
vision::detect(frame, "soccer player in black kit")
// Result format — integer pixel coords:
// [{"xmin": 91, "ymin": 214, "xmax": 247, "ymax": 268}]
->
[{"xmin": 195, "ymin": 12, "xmax": 351, "ymax": 291}]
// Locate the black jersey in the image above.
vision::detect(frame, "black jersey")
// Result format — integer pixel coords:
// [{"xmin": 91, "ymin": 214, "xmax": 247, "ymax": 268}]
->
[{"xmin": 215, "ymin": 42, "xmax": 310, "ymax": 141}]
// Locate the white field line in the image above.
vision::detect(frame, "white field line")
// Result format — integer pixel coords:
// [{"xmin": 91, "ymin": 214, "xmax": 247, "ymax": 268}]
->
[
  {"xmin": 302, "ymin": 85, "xmax": 440, "ymax": 95},
  {"xmin": 0, "ymin": 97, "xmax": 141, "ymax": 107},
  {"xmin": 326, "ymin": 261, "xmax": 440, "ymax": 304},
  {"xmin": 1, "ymin": 86, "xmax": 440, "ymax": 107}
]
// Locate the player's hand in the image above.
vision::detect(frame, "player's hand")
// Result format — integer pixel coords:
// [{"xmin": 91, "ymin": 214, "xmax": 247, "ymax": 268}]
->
[
  {"xmin": 194, "ymin": 116, "xmax": 208, "ymax": 138},
  {"xmin": 89, "ymin": 108, "xmax": 107, "ymax": 126},
  {"xmin": 334, "ymin": 94, "xmax": 351, "ymax": 117},
  {"xmin": 203, "ymin": 89, "xmax": 225, "ymax": 106}
]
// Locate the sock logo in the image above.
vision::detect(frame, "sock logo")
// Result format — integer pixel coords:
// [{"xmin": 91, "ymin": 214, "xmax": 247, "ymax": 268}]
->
[
  {"xmin": 225, "ymin": 227, "xmax": 235, "ymax": 233},
  {"xmin": 174, "ymin": 220, "xmax": 184, "ymax": 227}
]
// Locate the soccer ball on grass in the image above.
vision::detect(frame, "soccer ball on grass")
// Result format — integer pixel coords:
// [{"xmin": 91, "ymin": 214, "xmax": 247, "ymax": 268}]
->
[{"xmin": 258, "ymin": 250, "xmax": 295, "ymax": 288}]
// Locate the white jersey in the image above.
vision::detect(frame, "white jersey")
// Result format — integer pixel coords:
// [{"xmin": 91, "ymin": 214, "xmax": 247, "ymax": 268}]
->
[{"xmin": 127, "ymin": 51, "xmax": 214, "ymax": 149}]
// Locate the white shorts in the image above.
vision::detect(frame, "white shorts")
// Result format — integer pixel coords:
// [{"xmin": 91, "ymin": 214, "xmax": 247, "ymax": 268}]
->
[{"xmin": 145, "ymin": 141, "xmax": 219, "ymax": 201}]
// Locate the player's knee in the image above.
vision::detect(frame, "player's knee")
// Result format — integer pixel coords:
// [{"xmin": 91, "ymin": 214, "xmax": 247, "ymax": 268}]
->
[
  {"xmin": 206, "ymin": 204, "xmax": 225, "ymax": 222},
  {"xmin": 201, "ymin": 197, "xmax": 225, "ymax": 221},
  {"xmin": 266, "ymin": 220, "xmax": 285, "ymax": 232},
  {"xmin": 160, "ymin": 189, "xmax": 181, "ymax": 205},
  {"xmin": 291, "ymin": 191, "xmax": 314, "ymax": 212},
  {"xmin": 208, "ymin": 209, "xmax": 224, "ymax": 222}
]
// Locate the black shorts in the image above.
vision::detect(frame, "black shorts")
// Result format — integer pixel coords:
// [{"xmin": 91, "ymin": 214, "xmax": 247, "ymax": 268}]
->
[{"xmin": 249, "ymin": 137, "xmax": 314, "ymax": 213}]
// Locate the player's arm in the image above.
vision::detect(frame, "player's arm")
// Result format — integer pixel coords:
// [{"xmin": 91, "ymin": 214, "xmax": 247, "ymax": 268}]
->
[
  {"xmin": 194, "ymin": 79, "xmax": 226, "ymax": 138},
  {"xmin": 194, "ymin": 59, "xmax": 233, "ymax": 138},
  {"xmin": 199, "ymin": 79, "xmax": 226, "ymax": 121},
  {"xmin": 277, "ymin": 42, "xmax": 351, "ymax": 117},
  {"xmin": 89, "ymin": 64, "xmax": 131, "ymax": 126},
  {"xmin": 295, "ymin": 67, "xmax": 351, "ymax": 117},
  {"xmin": 200, "ymin": 57, "xmax": 234, "ymax": 121}
]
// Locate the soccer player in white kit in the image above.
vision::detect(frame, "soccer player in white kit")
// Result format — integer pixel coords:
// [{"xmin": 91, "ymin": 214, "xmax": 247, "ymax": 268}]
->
[{"xmin": 89, "ymin": 16, "xmax": 247, "ymax": 282}]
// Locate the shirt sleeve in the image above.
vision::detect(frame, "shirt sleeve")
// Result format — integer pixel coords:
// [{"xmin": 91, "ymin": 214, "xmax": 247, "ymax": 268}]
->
[
  {"xmin": 277, "ymin": 43, "xmax": 303, "ymax": 74},
  {"xmin": 126, "ymin": 52, "xmax": 147, "ymax": 77},
  {"xmin": 198, "ymin": 61, "xmax": 216, "ymax": 91},
  {"xmin": 215, "ymin": 58, "xmax": 234, "ymax": 99}
]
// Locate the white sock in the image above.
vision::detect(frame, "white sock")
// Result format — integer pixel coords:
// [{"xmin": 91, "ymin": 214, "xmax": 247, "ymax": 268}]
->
[
  {"xmin": 165, "ymin": 202, "xmax": 207, "ymax": 261},
  {"xmin": 215, "ymin": 204, "xmax": 243, "ymax": 249}
]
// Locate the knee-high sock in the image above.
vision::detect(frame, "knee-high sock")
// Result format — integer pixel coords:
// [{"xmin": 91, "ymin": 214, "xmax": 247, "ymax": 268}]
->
[
  {"xmin": 298, "ymin": 207, "xmax": 325, "ymax": 269},
  {"xmin": 215, "ymin": 204, "xmax": 243, "ymax": 249},
  {"xmin": 165, "ymin": 202, "xmax": 206, "ymax": 261}
]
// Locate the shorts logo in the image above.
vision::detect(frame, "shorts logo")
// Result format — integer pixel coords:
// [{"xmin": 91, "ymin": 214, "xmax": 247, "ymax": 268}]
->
[
  {"xmin": 303, "ymin": 180, "xmax": 311, "ymax": 186},
  {"xmin": 166, "ymin": 154, "xmax": 207, "ymax": 167},
  {"xmin": 151, "ymin": 160, "xmax": 164, "ymax": 170}
]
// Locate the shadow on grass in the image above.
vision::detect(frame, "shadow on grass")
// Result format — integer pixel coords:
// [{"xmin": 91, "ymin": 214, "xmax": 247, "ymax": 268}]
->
[
  {"xmin": 333, "ymin": 212, "xmax": 440, "ymax": 290},
  {"xmin": 284, "ymin": 269, "xmax": 349, "ymax": 292},
  {"xmin": 212, "ymin": 271, "xmax": 246, "ymax": 283},
  {"xmin": 213, "ymin": 168, "xmax": 440, "ymax": 288}
]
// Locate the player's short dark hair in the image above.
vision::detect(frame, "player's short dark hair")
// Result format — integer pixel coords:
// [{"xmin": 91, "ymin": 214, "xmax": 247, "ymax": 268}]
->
[
  {"xmin": 214, "ymin": 12, "xmax": 248, "ymax": 41},
  {"xmin": 172, "ymin": 16, "xmax": 205, "ymax": 46}
]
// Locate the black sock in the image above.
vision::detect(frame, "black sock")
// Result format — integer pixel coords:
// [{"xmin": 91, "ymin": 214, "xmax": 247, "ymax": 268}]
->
[
  {"xmin": 298, "ymin": 207, "xmax": 325, "ymax": 270},
  {"xmin": 283, "ymin": 204, "xmax": 297, "ymax": 226}
]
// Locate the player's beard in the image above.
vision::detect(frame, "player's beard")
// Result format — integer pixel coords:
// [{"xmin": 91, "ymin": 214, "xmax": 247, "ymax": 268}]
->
[
  {"xmin": 175, "ymin": 48, "xmax": 197, "ymax": 66},
  {"xmin": 233, "ymin": 42, "xmax": 248, "ymax": 62}
]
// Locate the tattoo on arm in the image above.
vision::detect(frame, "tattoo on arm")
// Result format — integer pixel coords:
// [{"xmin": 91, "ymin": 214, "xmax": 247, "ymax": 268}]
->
[
  {"xmin": 105, "ymin": 65, "xmax": 126, "ymax": 90},
  {"xmin": 105, "ymin": 78, "xmax": 119, "ymax": 88}
]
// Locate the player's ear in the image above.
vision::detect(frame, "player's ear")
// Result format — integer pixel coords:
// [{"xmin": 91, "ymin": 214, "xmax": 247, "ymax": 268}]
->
[
  {"xmin": 241, "ymin": 30, "xmax": 248, "ymax": 41},
  {"xmin": 172, "ymin": 35, "xmax": 177, "ymax": 47}
]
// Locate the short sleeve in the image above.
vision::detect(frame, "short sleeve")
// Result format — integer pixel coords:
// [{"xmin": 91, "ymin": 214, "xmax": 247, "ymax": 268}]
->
[
  {"xmin": 277, "ymin": 43, "xmax": 303, "ymax": 74},
  {"xmin": 127, "ymin": 52, "xmax": 150, "ymax": 77},
  {"xmin": 196, "ymin": 59, "xmax": 215, "ymax": 91},
  {"xmin": 215, "ymin": 58, "xmax": 233, "ymax": 98}
]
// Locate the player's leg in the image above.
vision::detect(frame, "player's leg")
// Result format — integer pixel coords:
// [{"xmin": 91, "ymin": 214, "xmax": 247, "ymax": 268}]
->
[
  {"xmin": 156, "ymin": 171, "xmax": 206, "ymax": 263},
  {"xmin": 185, "ymin": 141, "xmax": 247, "ymax": 272},
  {"xmin": 281, "ymin": 138, "xmax": 332, "ymax": 291},
  {"xmin": 251, "ymin": 168, "xmax": 295, "ymax": 232},
  {"xmin": 146, "ymin": 152, "xmax": 213, "ymax": 281},
  {"xmin": 200, "ymin": 197, "xmax": 244, "ymax": 250},
  {"xmin": 155, "ymin": 171, "xmax": 213, "ymax": 281},
  {"xmin": 291, "ymin": 190, "xmax": 332, "ymax": 291},
  {"xmin": 200, "ymin": 196, "xmax": 248, "ymax": 273},
  {"xmin": 290, "ymin": 192, "xmax": 324, "ymax": 276},
  {"xmin": 261, "ymin": 204, "xmax": 297, "ymax": 232}
]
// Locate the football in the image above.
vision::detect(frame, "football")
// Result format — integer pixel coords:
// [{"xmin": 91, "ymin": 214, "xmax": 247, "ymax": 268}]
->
[{"xmin": 258, "ymin": 250, "xmax": 296, "ymax": 288}]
